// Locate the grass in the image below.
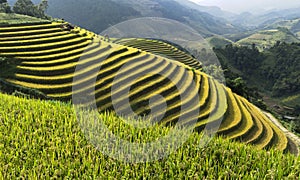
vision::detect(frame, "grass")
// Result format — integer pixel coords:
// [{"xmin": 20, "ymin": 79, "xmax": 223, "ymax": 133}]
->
[{"xmin": 0, "ymin": 93, "xmax": 300, "ymax": 179}]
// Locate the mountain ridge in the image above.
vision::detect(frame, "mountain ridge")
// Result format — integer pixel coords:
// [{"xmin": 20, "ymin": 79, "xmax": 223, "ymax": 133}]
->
[{"xmin": 43, "ymin": 0, "xmax": 241, "ymax": 37}]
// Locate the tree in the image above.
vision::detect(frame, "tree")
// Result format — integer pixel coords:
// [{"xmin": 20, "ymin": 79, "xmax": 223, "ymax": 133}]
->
[
  {"xmin": 13, "ymin": 0, "xmax": 35, "ymax": 16},
  {"xmin": 37, "ymin": 0, "xmax": 48, "ymax": 13},
  {"xmin": 13, "ymin": 0, "xmax": 48, "ymax": 18},
  {"xmin": 0, "ymin": 0, "xmax": 12, "ymax": 13}
]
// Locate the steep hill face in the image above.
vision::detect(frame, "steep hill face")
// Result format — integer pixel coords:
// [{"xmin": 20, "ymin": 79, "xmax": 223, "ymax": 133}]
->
[
  {"xmin": 45, "ymin": 0, "xmax": 240, "ymax": 37},
  {"xmin": 0, "ymin": 21, "xmax": 298, "ymax": 154}
]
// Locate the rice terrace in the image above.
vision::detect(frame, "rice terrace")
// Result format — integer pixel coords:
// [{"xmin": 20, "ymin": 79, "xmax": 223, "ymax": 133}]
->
[{"xmin": 1, "ymin": 0, "xmax": 300, "ymax": 179}]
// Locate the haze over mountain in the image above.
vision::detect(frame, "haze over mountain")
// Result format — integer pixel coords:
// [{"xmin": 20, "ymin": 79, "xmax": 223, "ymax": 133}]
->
[
  {"xmin": 189, "ymin": 0, "xmax": 300, "ymax": 14},
  {"xmin": 41, "ymin": 0, "xmax": 241, "ymax": 37}
]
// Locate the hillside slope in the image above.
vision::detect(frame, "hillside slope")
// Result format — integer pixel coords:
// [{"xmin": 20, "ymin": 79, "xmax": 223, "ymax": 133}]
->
[
  {"xmin": 0, "ymin": 20, "xmax": 298, "ymax": 154},
  {"xmin": 237, "ymin": 28, "xmax": 300, "ymax": 51}
]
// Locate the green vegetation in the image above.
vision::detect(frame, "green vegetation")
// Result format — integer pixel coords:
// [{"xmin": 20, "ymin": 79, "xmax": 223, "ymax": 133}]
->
[
  {"xmin": 215, "ymin": 42, "xmax": 300, "ymax": 100},
  {"xmin": 0, "ymin": 12, "xmax": 49, "ymax": 25},
  {"xmin": 0, "ymin": 0, "xmax": 11, "ymax": 13},
  {"xmin": 12, "ymin": 0, "xmax": 49, "ymax": 19},
  {"xmin": 0, "ymin": 93, "xmax": 300, "ymax": 179}
]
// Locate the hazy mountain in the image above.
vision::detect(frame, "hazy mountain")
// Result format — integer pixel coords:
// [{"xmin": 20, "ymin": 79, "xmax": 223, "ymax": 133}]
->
[
  {"xmin": 174, "ymin": 0, "xmax": 235, "ymax": 19},
  {"xmin": 43, "ymin": 0, "xmax": 241, "ymax": 37},
  {"xmin": 190, "ymin": 0, "xmax": 300, "ymax": 14},
  {"xmin": 46, "ymin": 0, "xmax": 141, "ymax": 33},
  {"xmin": 232, "ymin": 7, "xmax": 300, "ymax": 28}
]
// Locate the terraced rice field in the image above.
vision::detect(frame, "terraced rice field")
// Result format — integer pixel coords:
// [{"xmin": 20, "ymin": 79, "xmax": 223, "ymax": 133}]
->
[
  {"xmin": 114, "ymin": 38, "xmax": 203, "ymax": 71},
  {"xmin": 0, "ymin": 21, "xmax": 298, "ymax": 154}
]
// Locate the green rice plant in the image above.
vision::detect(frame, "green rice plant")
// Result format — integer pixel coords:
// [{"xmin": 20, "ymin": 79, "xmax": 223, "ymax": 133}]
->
[
  {"xmin": 0, "ymin": 37, "xmax": 89, "ymax": 54},
  {"xmin": 97, "ymin": 61, "xmax": 182, "ymax": 112},
  {"xmin": 0, "ymin": 22, "xmax": 63, "ymax": 32},
  {"xmin": 240, "ymin": 98, "xmax": 265, "ymax": 145},
  {"xmin": 51, "ymin": 53, "xmax": 156, "ymax": 99},
  {"xmin": 198, "ymin": 73, "xmax": 210, "ymax": 107},
  {"xmin": 218, "ymin": 87, "xmax": 242, "ymax": 134},
  {"xmin": 18, "ymin": 41, "xmax": 105, "ymax": 63},
  {"xmin": 197, "ymin": 78, "xmax": 218, "ymax": 120},
  {"xmin": 134, "ymin": 69, "xmax": 200, "ymax": 123},
  {"xmin": 0, "ymin": 33, "xmax": 80, "ymax": 47},
  {"xmin": 16, "ymin": 46, "xmax": 129, "ymax": 72},
  {"xmin": 95, "ymin": 57, "xmax": 173, "ymax": 110},
  {"xmin": 7, "ymin": 48, "xmax": 142, "ymax": 97},
  {"xmin": 251, "ymin": 103, "xmax": 288, "ymax": 151},
  {"xmin": 116, "ymin": 38, "xmax": 202, "ymax": 71},
  {"xmin": 0, "ymin": 31, "xmax": 70, "ymax": 42},
  {"xmin": 0, "ymin": 40, "xmax": 91, "ymax": 57},
  {"xmin": 0, "ymin": 28, "xmax": 64, "ymax": 38},
  {"xmin": 225, "ymin": 95, "xmax": 255, "ymax": 140},
  {"xmin": 246, "ymin": 103, "xmax": 274, "ymax": 149},
  {"xmin": 193, "ymin": 80, "xmax": 228, "ymax": 129}
]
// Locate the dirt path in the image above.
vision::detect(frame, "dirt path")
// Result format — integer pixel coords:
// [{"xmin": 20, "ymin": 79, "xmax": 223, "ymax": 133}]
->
[{"xmin": 263, "ymin": 111, "xmax": 300, "ymax": 156}]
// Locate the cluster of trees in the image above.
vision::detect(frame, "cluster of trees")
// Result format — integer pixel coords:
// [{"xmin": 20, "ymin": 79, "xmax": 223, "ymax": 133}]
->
[
  {"xmin": 214, "ymin": 42, "xmax": 300, "ymax": 98},
  {"xmin": 215, "ymin": 43, "xmax": 264, "ymax": 75},
  {"xmin": 0, "ymin": 0, "xmax": 48, "ymax": 19},
  {"xmin": 265, "ymin": 42, "xmax": 300, "ymax": 96}
]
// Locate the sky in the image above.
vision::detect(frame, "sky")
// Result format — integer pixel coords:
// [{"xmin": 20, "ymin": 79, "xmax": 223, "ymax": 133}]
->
[{"xmin": 188, "ymin": 0, "xmax": 300, "ymax": 14}]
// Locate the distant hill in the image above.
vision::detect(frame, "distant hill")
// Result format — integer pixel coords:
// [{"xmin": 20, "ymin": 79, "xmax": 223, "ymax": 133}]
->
[
  {"xmin": 237, "ymin": 28, "xmax": 300, "ymax": 51},
  {"xmin": 232, "ymin": 7, "xmax": 300, "ymax": 28},
  {"xmin": 44, "ymin": 0, "xmax": 241, "ymax": 37},
  {"xmin": 173, "ymin": 0, "xmax": 236, "ymax": 20},
  {"xmin": 263, "ymin": 18, "xmax": 300, "ymax": 38}
]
